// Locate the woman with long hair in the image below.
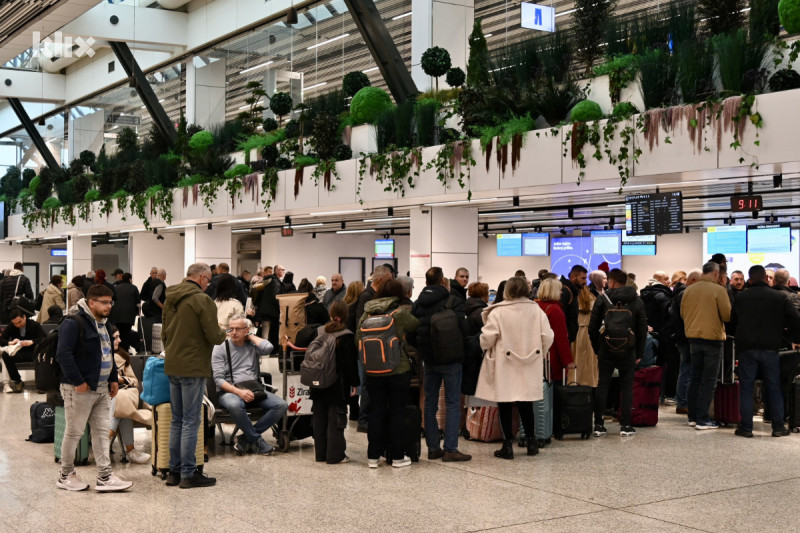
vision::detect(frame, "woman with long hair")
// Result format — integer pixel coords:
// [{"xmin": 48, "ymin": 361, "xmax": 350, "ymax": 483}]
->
[
  {"xmin": 215, "ymin": 275, "xmax": 244, "ymax": 329},
  {"xmin": 573, "ymin": 285, "xmax": 599, "ymax": 387},
  {"xmin": 475, "ymin": 277, "xmax": 554, "ymax": 459},
  {"xmin": 343, "ymin": 280, "xmax": 365, "ymax": 333},
  {"xmin": 536, "ymin": 278, "xmax": 575, "ymax": 383},
  {"xmin": 310, "ymin": 301, "xmax": 360, "ymax": 464}
]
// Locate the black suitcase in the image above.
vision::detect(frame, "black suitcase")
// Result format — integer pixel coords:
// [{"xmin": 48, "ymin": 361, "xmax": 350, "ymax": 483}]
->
[
  {"xmin": 788, "ymin": 377, "xmax": 800, "ymax": 433},
  {"xmin": 553, "ymin": 369, "xmax": 593, "ymax": 440}
]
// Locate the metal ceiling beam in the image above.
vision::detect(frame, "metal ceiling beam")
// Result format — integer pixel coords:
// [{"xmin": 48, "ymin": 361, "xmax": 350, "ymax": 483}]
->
[
  {"xmin": 109, "ymin": 41, "xmax": 176, "ymax": 146},
  {"xmin": 342, "ymin": 0, "xmax": 417, "ymax": 103},
  {"xmin": 6, "ymin": 97, "xmax": 60, "ymax": 170}
]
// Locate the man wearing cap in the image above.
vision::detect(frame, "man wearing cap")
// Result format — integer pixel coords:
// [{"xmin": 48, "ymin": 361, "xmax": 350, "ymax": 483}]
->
[{"xmin": 111, "ymin": 269, "xmax": 125, "ymax": 286}]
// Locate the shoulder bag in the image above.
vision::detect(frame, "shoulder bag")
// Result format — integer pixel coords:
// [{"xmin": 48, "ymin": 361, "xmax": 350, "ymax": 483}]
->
[{"xmin": 225, "ymin": 340, "xmax": 267, "ymax": 401}]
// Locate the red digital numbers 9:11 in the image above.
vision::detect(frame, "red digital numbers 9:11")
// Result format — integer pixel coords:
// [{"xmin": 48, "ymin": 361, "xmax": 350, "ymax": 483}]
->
[{"xmin": 730, "ymin": 195, "xmax": 762, "ymax": 212}]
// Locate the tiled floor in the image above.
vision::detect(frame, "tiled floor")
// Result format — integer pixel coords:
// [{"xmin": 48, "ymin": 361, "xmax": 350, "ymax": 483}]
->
[{"xmin": 1, "ymin": 372, "xmax": 797, "ymax": 533}]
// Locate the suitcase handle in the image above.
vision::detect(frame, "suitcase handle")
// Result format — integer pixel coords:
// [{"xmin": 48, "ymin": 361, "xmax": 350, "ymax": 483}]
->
[{"xmin": 562, "ymin": 366, "xmax": 579, "ymax": 386}]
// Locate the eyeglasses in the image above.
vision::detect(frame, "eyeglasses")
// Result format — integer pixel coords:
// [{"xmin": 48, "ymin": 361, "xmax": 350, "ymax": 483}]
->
[
  {"xmin": 202, "ymin": 275, "xmax": 211, "ymax": 284},
  {"xmin": 229, "ymin": 326, "xmax": 249, "ymax": 332},
  {"xmin": 91, "ymin": 299, "xmax": 114, "ymax": 307}
]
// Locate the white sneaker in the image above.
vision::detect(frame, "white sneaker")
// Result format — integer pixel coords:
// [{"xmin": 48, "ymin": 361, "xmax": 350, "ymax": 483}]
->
[
  {"xmin": 688, "ymin": 421, "xmax": 697, "ymax": 427},
  {"xmin": 126, "ymin": 450, "xmax": 151, "ymax": 464},
  {"xmin": 56, "ymin": 471, "xmax": 89, "ymax": 491},
  {"xmin": 3, "ymin": 382, "xmax": 12, "ymax": 394},
  {"xmin": 95, "ymin": 473, "xmax": 133, "ymax": 492},
  {"xmin": 368, "ymin": 459, "xmax": 379, "ymax": 469},
  {"xmin": 391, "ymin": 456, "xmax": 411, "ymax": 468}
]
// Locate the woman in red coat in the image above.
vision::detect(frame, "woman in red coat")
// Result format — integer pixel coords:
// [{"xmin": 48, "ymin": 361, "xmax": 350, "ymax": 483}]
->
[{"xmin": 536, "ymin": 278, "xmax": 575, "ymax": 381}]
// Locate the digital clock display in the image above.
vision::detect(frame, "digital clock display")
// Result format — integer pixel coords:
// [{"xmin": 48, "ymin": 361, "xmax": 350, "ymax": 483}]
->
[{"xmin": 731, "ymin": 195, "xmax": 762, "ymax": 212}]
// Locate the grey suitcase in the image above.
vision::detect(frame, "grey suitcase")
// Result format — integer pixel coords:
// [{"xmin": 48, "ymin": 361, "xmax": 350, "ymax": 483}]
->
[
  {"xmin": 151, "ymin": 323, "xmax": 163, "ymax": 354},
  {"xmin": 521, "ymin": 352, "xmax": 554, "ymax": 447}
]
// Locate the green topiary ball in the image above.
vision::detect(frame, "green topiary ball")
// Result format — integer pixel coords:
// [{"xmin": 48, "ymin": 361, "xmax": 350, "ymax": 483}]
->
[
  {"xmin": 29, "ymin": 175, "xmax": 41, "ymax": 192},
  {"xmin": 570, "ymin": 100, "xmax": 604, "ymax": 122},
  {"xmin": 445, "ymin": 67, "xmax": 466, "ymax": 88},
  {"xmin": 342, "ymin": 71, "xmax": 371, "ymax": 98},
  {"xmin": 262, "ymin": 117, "xmax": 279, "ymax": 132},
  {"xmin": 42, "ymin": 197, "xmax": 62, "ymax": 210},
  {"xmin": 84, "ymin": 189, "xmax": 100, "ymax": 203},
  {"xmin": 769, "ymin": 68, "xmax": 800, "ymax": 91},
  {"xmin": 612, "ymin": 101, "xmax": 639, "ymax": 119},
  {"xmin": 421, "ymin": 46, "xmax": 452, "ymax": 78},
  {"xmin": 779, "ymin": 0, "xmax": 800, "ymax": 34},
  {"xmin": 270, "ymin": 92, "xmax": 293, "ymax": 117},
  {"xmin": 350, "ymin": 87, "xmax": 393, "ymax": 124},
  {"xmin": 188, "ymin": 130, "xmax": 214, "ymax": 153}
]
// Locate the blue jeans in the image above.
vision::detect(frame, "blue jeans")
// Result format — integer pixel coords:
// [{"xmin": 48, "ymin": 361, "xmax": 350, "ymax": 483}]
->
[
  {"xmin": 168, "ymin": 376, "xmax": 207, "ymax": 479},
  {"xmin": 738, "ymin": 349, "xmax": 784, "ymax": 432},
  {"xmin": 687, "ymin": 341, "xmax": 722, "ymax": 423},
  {"xmin": 675, "ymin": 344, "xmax": 691, "ymax": 408},
  {"xmin": 218, "ymin": 390, "xmax": 288, "ymax": 444},
  {"xmin": 423, "ymin": 362, "xmax": 463, "ymax": 452}
]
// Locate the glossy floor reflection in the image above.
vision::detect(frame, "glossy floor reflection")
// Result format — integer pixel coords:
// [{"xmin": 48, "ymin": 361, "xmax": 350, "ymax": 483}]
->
[{"xmin": 1, "ymin": 371, "xmax": 797, "ymax": 533}]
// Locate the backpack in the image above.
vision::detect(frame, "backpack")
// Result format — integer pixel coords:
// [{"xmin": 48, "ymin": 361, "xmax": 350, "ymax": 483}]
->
[
  {"xmin": 601, "ymin": 294, "xmax": 636, "ymax": 353},
  {"xmin": 26, "ymin": 401, "xmax": 55, "ymax": 443},
  {"xmin": 141, "ymin": 355, "xmax": 170, "ymax": 406},
  {"xmin": 276, "ymin": 293, "xmax": 308, "ymax": 345},
  {"xmin": 301, "ymin": 327, "xmax": 351, "ymax": 388},
  {"xmin": 35, "ymin": 315, "xmax": 86, "ymax": 393},
  {"xmin": 429, "ymin": 295, "xmax": 464, "ymax": 365},
  {"xmin": 359, "ymin": 309, "xmax": 403, "ymax": 375}
]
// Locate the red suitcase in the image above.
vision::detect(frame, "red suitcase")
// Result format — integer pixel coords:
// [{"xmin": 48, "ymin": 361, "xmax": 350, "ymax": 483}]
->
[
  {"xmin": 625, "ymin": 366, "xmax": 662, "ymax": 427},
  {"xmin": 714, "ymin": 336, "xmax": 740, "ymax": 426}
]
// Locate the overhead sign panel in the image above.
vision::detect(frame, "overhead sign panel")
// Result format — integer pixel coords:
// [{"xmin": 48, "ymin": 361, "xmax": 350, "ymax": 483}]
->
[{"xmin": 521, "ymin": 3, "xmax": 556, "ymax": 33}]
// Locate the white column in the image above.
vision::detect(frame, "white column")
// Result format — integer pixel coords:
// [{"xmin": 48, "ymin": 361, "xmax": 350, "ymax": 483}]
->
[
  {"xmin": 260, "ymin": 231, "xmax": 281, "ymax": 272},
  {"xmin": 411, "ymin": 0, "xmax": 474, "ymax": 92},
  {"xmin": 409, "ymin": 206, "xmax": 478, "ymax": 298},
  {"xmin": 67, "ymin": 235, "xmax": 92, "ymax": 285},
  {"xmin": 185, "ymin": 56, "xmax": 227, "ymax": 129},
  {"xmin": 184, "ymin": 225, "xmax": 232, "ymax": 274},
  {"xmin": 0, "ymin": 241, "xmax": 24, "ymax": 272}
]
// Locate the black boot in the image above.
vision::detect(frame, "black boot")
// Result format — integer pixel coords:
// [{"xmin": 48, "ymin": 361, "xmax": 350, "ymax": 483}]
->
[
  {"xmin": 494, "ymin": 440, "xmax": 514, "ymax": 460},
  {"xmin": 527, "ymin": 439, "xmax": 539, "ymax": 456}
]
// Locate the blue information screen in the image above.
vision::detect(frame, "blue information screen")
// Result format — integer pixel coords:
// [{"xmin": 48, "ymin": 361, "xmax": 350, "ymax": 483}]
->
[
  {"xmin": 622, "ymin": 232, "xmax": 656, "ymax": 256},
  {"xmin": 550, "ymin": 236, "xmax": 621, "ymax": 277},
  {"xmin": 747, "ymin": 224, "xmax": 791, "ymax": 253},
  {"xmin": 374, "ymin": 239, "xmax": 395, "ymax": 258},
  {"xmin": 591, "ymin": 230, "xmax": 621, "ymax": 255},
  {"xmin": 522, "ymin": 233, "xmax": 549, "ymax": 256},
  {"xmin": 497, "ymin": 234, "xmax": 522, "ymax": 257},
  {"xmin": 706, "ymin": 226, "xmax": 747, "ymax": 254}
]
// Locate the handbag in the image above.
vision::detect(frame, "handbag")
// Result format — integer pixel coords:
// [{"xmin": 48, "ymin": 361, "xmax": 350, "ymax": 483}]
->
[
  {"xmin": 9, "ymin": 276, "xmax": 36, "ymax": 317},
  {"xmin": 225, "ymin": 340, "xmax": 267, "ymax": 402}
]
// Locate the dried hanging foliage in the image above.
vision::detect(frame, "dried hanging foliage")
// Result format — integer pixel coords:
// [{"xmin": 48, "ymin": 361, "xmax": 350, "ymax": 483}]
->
[
  {"xmin": 485, "ymin": 137, "xmax": 493, "ymax": 172},
  {"xmin": 511, "ymin": 133, "xmax": 523, "ymax": 173},
  {"xmin": 450, "ymin": 140, "xmax": 466, "ymax": 179},
  {"xmin": 243, "ymin": 172, "xmax": 259, "ymax": 201},
  {"xmin": 294, "ymin": 166, "xmax": 304, "ymax": 198}
]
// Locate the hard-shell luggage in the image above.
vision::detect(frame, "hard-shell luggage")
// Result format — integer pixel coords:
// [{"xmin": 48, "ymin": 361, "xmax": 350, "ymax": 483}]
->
[
  {"xmin": 779, "ymin": 350, "xmax": 800, "ymax": 430},
  {"xmin": 151, "ymin": 402, "xmax": 205, "ymax": 479},
  {"xmin": 54, "ymin": 405, "xmax": 90, "ymax": 465},
  {"xmin": 714, "ymin": 337, "xmax": 739, "ymax": 426},
  {"xmin": 150, "ymin": 323, "xmax": 163, "ymax": 354},
  {"xmin": 626, "ymin": 366, "xmax": 662, "ymax": 426},
  {"xmin": 276, "ymin": 293, "xmax": 308, "ymax": 346},
  {"xmin": 553, "ymin": 368, "xmax": 593, "ymax": 440},
  {"xmin": 523, "ymin": 351, "xmax": 553, "ymax": 446}
]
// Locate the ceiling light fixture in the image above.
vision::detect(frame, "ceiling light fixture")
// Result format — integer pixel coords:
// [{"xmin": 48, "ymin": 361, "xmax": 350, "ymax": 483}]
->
[
  {"xmin": 164, "ymin": 224, "xmax": 195, "ymax": 230},
  {"xmin": 307, "ymin": 34, "xmax": 350, "ymax": 50},
  {"xmin": 121, "ymin": 228, "xmax": 147, "ymax": 233},
  {"xmin": 284, "ymin": 222, "xmax": 323, "ymax": 228},
  {"xmin": 363, "ymin": 216, "xmax": 410, "ymax": 223},
  {"xmin": 239, "ymin": 60, "xmax": 274, "ymax": 75},
  {"xmin": 311, "ymin": 209, "xmax": 364, "ymax": 216},
  {"xmin": 227, "ymin": 217, "xmax": 269, "ymax": 224},
  {"xmin": 231, "ymin": 228, "xmax": 253, "ymax": 233},
  {"xmin": 304, "ymin": 82, "xmax": 328, "ymax": 91},
  {"xmin": 337, "ymin": 229, "xmax": 375, "ymax": 234},
  {"xmin": 392, "ymin": 11, "xmax": 412, "ymax": 20},
  {"xmin": 424, "ymin": 198, "xmax": 501, "ymax": 207},
  {"xmin": 362, "ymin": 67, "xmax": 379, "ymax": 73}
]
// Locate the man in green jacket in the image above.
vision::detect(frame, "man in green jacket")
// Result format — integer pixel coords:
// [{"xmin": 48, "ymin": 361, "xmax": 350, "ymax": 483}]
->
[{"xmin": 162, "ymin": 263, "xmax": 226, "ymax": 489}]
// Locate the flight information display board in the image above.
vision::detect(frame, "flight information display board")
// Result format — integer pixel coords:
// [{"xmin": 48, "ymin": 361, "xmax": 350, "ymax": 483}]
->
[
  {"xmin": 625, "ymin": 192, "xmax": 683, "ymax": 236},
  {"xmin": 591, "ymin": 230, "xmax": 621, "ymax": 255},
  {"xmin": 706, "ymin": 226, "xmax": 747, "ymax": 254},
  {"xmin": 622, "ymin": 232, "xmax": 656, "ymax": 256},
  {"xmin": 748, "ymin": 224, "xmax": 792, "ymax": 253}
]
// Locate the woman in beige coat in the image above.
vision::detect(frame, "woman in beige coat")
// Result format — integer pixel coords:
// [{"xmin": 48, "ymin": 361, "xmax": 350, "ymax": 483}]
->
[
  {"xmin": 66, "ymin": 276, "xmax": 84, "ymax": 313},
  {"xmin": 38, "ymin": 275, "xmax": 65, "ymax": 323},
  {"xmin": 475, "ymin": 277, "xmax": 554, "ymax": 459},
  {"xmin": 572, "ymin": 286, "xmax": 599, "ymax": 387}
]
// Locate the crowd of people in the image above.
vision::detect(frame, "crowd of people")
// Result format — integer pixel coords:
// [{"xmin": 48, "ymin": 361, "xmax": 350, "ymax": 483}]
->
[{"xmin": 2, "ymin": 253, "xmax": 800, "ymax": 492}]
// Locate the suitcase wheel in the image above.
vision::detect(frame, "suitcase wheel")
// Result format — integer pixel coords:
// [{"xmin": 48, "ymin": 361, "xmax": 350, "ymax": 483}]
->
[
  {"xmin": 537, "ymin": 438, "xmax": 551, "ymax": 448},
  {"xmin": 54, "ymin": 456, "xmax": 59, "ymax": 463},
  {"xmin": 460, "ymin": 428, "xmax": 470, "ymax": 441},
  {"xmin": 581, "ymin": 433, "xmax": 590, "ymax": 440},
  {"xmin": 151, "ymin": 466, "xmax": 157, "ymax": 476},
  {"xmin": 554, "ymin": 433, "xmax": 563, "ymax": 441},
  {"xmin": 80, "ymin": 459, "xmax": 89, "ymax": 466}
]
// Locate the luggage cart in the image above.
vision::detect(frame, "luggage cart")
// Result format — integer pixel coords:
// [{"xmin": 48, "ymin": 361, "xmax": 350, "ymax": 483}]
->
[{"xmin": 272, "ymin": 341, "xmax": 314, "ymax": 452}]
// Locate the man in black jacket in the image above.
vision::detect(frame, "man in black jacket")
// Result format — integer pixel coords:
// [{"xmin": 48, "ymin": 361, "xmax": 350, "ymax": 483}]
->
[
  {"xmin": 254, "ymin": 264, "xmax": 285, "ymax": 350},
  {"xmin": 730, "ymin": 265, "xmax": 800, "ymax": 438},
  {"xmin": 0, "ymin": 262, "xmax": 34, "ymax": 323},
  {"xmin": 410, "ymin": 267, "xmax": 471, "ymax": 462},
  {"xmin": 588, "ymin": 268, "xmax": 648, "ymax": 437},
  {"xmin": 560, "ymin": 265, "xmax": 587, "ymax": 343},
  {"xmin": 140, "ymin": 266, "xmax": 159, "ymax": 304},
  {"xmin": 450, "ymin": 267, "xmax": 469, "ymax": 300},
  {"xmin": 1, "ymin": 308, "xmax": 46, "ymax": 392},
  {"xmin": 110, "ymin": 273, "xmax": 140, "ymax": 352}
]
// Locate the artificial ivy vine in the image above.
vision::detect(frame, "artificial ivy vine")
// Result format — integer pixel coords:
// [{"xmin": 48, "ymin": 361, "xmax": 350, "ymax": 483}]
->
[{"xmin": 357, "ymin": 148, "xmax": 422, "ymax": 204}]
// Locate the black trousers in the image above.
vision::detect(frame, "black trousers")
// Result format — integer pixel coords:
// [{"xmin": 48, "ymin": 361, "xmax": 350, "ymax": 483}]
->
[
  {"xmin": 366, "ymin": 373, "xmax": 410, "ymax": 460},
  {"xmin": 498, "ymin": 402, "xmax": 535, "ymax": 441},
  {"xmin": 312, "ymin": 401, "xmax": 348, "ymax": 463},
  {"xmin": 2, "ymin": 352, "xmax": 22, "ymax": 382},
  {"xmin": 594, "ymin": 355, "xmax": 635, "ymax": 427}
]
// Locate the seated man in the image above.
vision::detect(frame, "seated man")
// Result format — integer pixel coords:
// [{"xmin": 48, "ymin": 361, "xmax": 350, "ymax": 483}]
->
[
  {"xmin": 211, "ymin": 314, "xmax": 288, "ymax": 455},
  {"xmin": 1, "ymin": 307, "xmax": 46, "ymax": 393}
]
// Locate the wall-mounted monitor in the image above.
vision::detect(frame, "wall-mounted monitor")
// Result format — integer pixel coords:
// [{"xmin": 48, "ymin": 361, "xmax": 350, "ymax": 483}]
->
[
  {"xmin": 551, "ymin": 236, "xmax": 621, "ymax": 277},
  {"xmin": 374, "ymin": 239, "xmax": 395, "ymax": 258},
  {"xmin": 747, "ymin": 224, "xmax": 792, "ymax": 253},
  {"xmin": 706, "ymin": 226, "xmax": 747, "ymax": 254},
  {"xmin": 622, "ymin": 232, "xmax": 656, "ymax": 256},
  {"xmin": 625, "ymin": 192, "xmax": 683, "ymax": 235},
  {"xmin": 0, "ymin": 200, "xmax": 5, "ymax": 240},
  {"xmin": 497, "ymin": 234, "xmax": 522, "ymax": 257},
  {"xmin": 522, "ymin": 233, "xmax": 549, "ymax": 256},
  {"xmin": 703, "ymin": 229, "xmax": 799, "ymax": 280},
  {"xmin": 591, "ymin": 230, "xmax": 621, "ymax": 255}
]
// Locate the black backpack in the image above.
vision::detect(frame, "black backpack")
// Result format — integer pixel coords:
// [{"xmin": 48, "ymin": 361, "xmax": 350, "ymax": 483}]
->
[
  {"xmin": 26, "ymin": 401, "xmax": 55, "ymax": 443},
  {"xmin": 34, "ymin": 315, "xmax": 86, "ymax": 393},
  {"xmin": 601, "ymin": 294, "xmax": 635, "ymax": 353},
  {"xmin": 429, "ymin": 295, "xmax": 464, "ymax": 365}
]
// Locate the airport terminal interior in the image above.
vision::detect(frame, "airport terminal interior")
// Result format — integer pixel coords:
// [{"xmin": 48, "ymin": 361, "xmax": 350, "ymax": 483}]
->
[{"xmin": 2, "ymin": 0, "xmax": 800, "ymax": 531}]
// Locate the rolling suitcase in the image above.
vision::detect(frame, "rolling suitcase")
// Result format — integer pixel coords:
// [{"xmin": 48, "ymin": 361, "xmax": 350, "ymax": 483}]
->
[
  {"xmin": 627, "ymin": 366, "xmax": 662, "ymax": 426},
  {"xmin": 523, "ymin": 351, "xmax": 553, "ymax": 446},
  {"xmin": 714, "ymin": 336, "xmax": 740, "ymax": 426},
  {"xmin": 150, "ymin": 323, "xmax": 163, "ymax": 354},
  {"xmin": 788, "ymin": 377, "xmax": 800, "ymax": 432},
  {"xmin": 151, "ymin": 402, "xmax": 205, "ymax": 479},
  {"xmin": 553, "ymin": 367, "xmax": 593, "ymax": 440},
  {"xmin": 54, "ymin": 405, "xmax": 90, "ymax": 465}
]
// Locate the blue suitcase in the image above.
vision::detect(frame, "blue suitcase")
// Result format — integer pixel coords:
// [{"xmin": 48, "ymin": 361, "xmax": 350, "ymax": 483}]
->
[{"xmin": 520, "ymin": 352, "xmax": 554, "ymax": 447}]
